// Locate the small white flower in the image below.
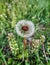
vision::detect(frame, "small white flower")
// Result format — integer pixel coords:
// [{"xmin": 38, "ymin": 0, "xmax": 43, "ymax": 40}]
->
[
  {"xmin": 8, "ymin": 33, "xmax": 13, "ymax": 37},
  {"xmin": 5, "ymin": 2, "xmax": 8, "ymax": 5},
  {"xmin": 8, "ymin": 4, "xmax": 11, "ymax": 9},
  {"xmin": 15, "ymin": 20, "xmax": 35, "ymax": 37},
  {"xmin": 40, "ymin": 35, "xmax": 45, "ymax": 42},
  {"xmin": 0, "ymin": 14, "xmax": 3, "ymax": 17}
]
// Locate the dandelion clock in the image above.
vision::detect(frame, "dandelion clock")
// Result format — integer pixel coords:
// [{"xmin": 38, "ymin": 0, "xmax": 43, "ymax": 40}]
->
[{"xmin": 15, "ymin": 20, "xmax": 35, "ymax": 49}]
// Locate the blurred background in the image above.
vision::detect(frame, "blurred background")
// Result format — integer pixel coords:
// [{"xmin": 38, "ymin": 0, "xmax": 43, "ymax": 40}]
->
[{"xmin": 0, "ymin": 0, "xmax": 50, "ymax": 65}]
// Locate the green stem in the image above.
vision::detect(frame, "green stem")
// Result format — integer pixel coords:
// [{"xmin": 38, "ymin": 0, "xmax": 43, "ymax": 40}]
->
[{"xmin": 0, "ymin": 49, "xmax": 7, "ymax": 65}]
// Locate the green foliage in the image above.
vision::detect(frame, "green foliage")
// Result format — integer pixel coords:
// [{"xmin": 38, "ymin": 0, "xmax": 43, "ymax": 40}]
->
[{"xmin": 0, "ymin": 0, "xmax": 50, "ymax": 65}]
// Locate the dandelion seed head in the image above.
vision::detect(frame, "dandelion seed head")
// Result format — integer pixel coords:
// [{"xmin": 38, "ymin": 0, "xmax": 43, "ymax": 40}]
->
[{"xmin": 15, "ymin": 20, "xmax": 35, "ymax": 37}]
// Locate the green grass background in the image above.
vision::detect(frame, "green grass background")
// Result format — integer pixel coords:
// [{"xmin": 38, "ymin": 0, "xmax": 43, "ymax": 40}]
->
[{"xmin": 0, "ymin": 0, "xmax": 50, "ymax": 65}]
